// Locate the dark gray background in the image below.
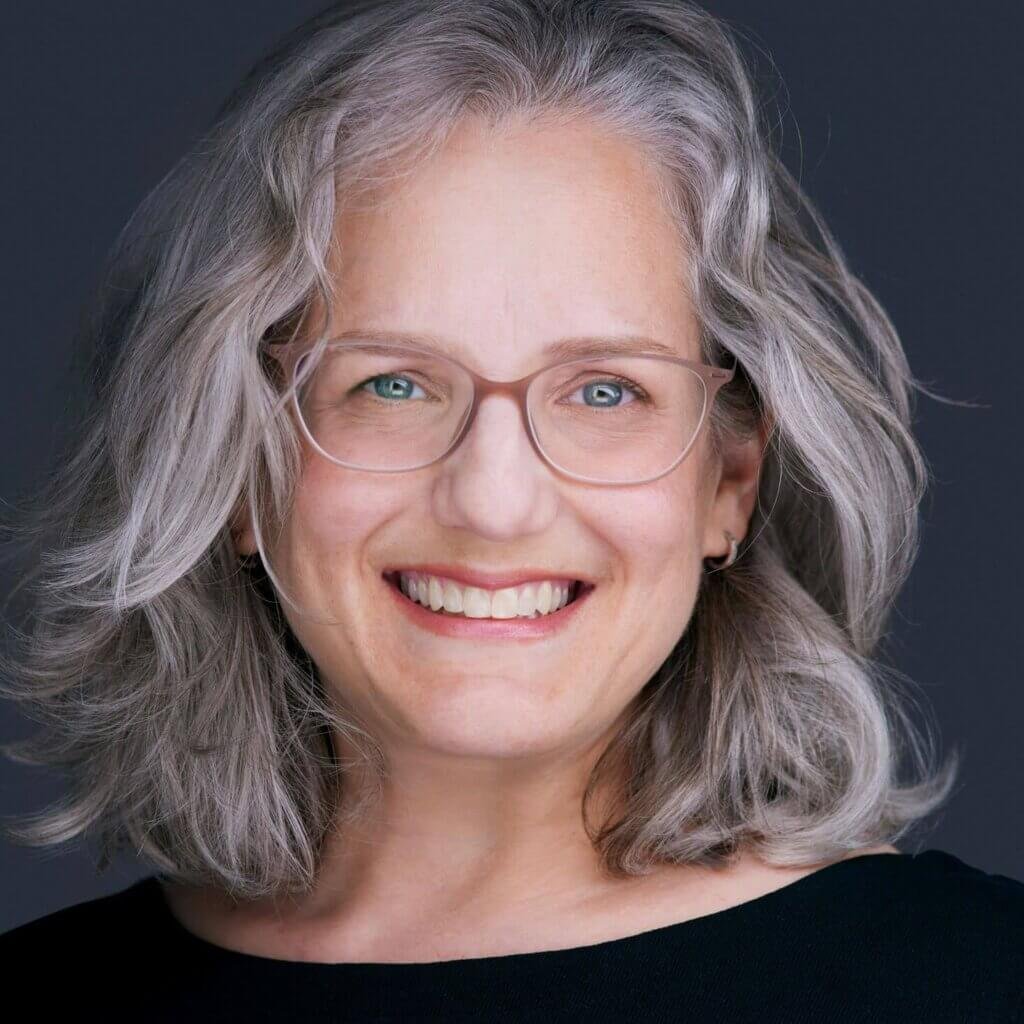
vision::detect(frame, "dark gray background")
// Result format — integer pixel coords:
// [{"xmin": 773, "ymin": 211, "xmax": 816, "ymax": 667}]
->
[{"xmin": 2, "ymin": 1, "xmax": 1021, "ymax": 932}]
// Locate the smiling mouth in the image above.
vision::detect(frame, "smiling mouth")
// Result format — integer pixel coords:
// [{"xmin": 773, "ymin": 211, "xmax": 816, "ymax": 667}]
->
[{"xmin": 382, "ymin": 569, "xmax": 593, "ymax": 614}]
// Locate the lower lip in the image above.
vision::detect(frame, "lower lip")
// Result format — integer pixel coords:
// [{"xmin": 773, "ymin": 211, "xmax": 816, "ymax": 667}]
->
[{"xmin": 381, "ymin": 574, "xmax": 595, "ymax": 639}]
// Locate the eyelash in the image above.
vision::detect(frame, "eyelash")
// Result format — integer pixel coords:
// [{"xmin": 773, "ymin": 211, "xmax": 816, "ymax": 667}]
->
[
  {"xmin": 355, "ymin": 373, "xmax": 651, "ymax": 407},
  {"xmin": 566, "ymin": 375, "xmax": 650, "ymax": 404}
]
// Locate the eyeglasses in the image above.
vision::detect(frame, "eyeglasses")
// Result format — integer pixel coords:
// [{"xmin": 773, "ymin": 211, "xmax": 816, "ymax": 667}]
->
[{"xmin": 263, "ymin": 337, "xmax": 735, "ymax": 486}]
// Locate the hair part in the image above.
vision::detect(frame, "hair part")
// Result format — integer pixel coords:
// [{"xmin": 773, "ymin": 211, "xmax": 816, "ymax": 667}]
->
[{"xmin": 0, "ymin": 0, "xmax": 959, "ymax": 899}]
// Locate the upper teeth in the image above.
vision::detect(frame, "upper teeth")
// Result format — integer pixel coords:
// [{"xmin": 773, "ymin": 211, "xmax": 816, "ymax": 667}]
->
[{"xmin": 397, "ymin": 572, "xmax": 577, "ymax": 618}]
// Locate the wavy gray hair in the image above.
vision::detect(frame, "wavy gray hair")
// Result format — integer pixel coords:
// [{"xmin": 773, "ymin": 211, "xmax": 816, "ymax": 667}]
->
[{"xmin": 0, "ymin": 0, "xmax": 959, "ymax": 900}]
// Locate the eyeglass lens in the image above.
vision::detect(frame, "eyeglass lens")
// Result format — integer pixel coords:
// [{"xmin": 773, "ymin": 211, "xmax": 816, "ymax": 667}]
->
[{"xmin": 292, "ymin": 343, "xmax": 708, "ymax": 484}]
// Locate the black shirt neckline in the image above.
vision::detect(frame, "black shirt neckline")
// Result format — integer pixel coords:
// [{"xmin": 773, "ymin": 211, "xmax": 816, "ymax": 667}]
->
[{"xmin": 137, "ymin": 849, "xmax": 939, "ymax": 971}]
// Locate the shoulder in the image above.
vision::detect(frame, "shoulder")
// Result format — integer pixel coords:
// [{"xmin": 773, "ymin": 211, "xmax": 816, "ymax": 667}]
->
[
  {"xmin": 815, "ymin": 848, "xmax": 1024, "ymax": 1018},
  {"xmin": 0, "ymin": 875, "xmax": 160, "ymax": 966},
  {"xmin": 900, "ymin": 848, "xmax": 1024, "ymax": 956},
  {"xmin": 0, "ymin": 875, "xmax": 189, "ymax": 1018},
  {"xmin": 846, "ymin": 847, "xmax": 1024, "ymax": 933},
  {"xmin": 826, "ymin": 846, "xmax": 1024, "ymax": 943}
]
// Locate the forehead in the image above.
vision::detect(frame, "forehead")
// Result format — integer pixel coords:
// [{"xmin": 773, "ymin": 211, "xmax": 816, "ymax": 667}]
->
[{"xmin": 314, "ymin": 116, "xmax": 697, "ymax": 366}]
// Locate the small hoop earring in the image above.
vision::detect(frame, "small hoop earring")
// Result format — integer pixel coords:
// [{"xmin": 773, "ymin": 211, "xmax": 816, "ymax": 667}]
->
[{"xmin": 704, "ymin": 530, "xmax": 739, "ymax": 571}]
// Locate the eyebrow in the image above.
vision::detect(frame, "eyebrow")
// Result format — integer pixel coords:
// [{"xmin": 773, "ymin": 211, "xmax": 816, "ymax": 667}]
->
[{"xmin": 327, "ymin": 327, "xmax": 684, "ymax": 361}]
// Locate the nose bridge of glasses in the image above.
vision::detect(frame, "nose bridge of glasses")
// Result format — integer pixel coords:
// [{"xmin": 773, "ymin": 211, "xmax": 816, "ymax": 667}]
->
[{"xmin": 457, "ymin": 370, "xmax": 539, "ymax": 449}]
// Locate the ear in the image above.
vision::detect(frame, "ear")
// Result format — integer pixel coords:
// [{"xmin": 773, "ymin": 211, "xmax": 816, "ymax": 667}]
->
[
  {"xmin": 229, "ymin": 497, "xmax": 258, "ymax": 558},
  {"xmin": 702, "ymin": 413, "xmax": 772, "ymax": 559}
]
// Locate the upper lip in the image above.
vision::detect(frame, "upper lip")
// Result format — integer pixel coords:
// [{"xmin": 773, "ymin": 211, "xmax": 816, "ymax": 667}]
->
[{"xmin": 383, "ymin": 564, "xmax": 596, "ymax": 590}]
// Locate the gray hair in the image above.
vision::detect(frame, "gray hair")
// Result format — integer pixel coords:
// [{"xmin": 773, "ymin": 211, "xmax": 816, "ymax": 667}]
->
[{"xmin": 0, "ymin": 0, "xmax": 960, "ymax": 900}]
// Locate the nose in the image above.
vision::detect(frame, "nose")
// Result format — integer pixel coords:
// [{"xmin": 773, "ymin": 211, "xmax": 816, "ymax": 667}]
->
[{"xmin": 430, "ymin": 391, "xmax": 560, "ymax": 540}]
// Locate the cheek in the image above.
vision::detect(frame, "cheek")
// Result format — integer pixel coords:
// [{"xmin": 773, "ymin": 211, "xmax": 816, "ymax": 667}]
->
[
  {"xmin": 290, "ymin": 457, "xmax": 400, "ymax": 547},
  {"xmin": 274, "ymin": 462, "xmax": 407, "ymax": 667},
  {"xmin": 594, "ymin": 472, "xmax": 705, "ymax": 580},
  {"xmin": 575, "ymin": 477, "xmax": 705, "ymax": 693},
  {"xmin": 274, "ymin": 459, "xmax": 407, "ymax": 614}
]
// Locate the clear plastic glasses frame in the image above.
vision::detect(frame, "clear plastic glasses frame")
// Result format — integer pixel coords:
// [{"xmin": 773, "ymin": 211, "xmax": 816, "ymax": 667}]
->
[{"xmin": 263, "ymin": 337, "xmax": 736, "ymax": 486}]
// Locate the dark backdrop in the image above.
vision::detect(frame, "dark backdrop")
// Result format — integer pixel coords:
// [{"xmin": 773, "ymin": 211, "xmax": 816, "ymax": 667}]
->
[{"xmin": 2, "ymin": 1, "xmax": 1021, "ymax": 932}]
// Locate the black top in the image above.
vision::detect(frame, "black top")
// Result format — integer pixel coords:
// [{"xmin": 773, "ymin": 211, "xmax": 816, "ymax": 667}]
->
[{"xmin": 2, "ymin": 848, "xmax": 1022, "ymax": 1022}]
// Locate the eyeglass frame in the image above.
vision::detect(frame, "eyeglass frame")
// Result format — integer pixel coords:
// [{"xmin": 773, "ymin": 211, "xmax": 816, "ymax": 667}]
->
[{"xmin": 262, "ymin": 336, "xmax": 737, "ymax": 486}]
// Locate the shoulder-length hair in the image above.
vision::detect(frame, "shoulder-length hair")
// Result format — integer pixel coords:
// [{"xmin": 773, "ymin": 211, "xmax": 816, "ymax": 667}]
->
[{"xmin": 0, "ymin": 0, "xmax": 958, "ymax": 900}]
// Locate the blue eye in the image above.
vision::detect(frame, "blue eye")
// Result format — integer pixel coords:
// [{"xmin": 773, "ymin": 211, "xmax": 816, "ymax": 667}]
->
[
  {"xmin": 360, "ymin": 375, "xmax": 427, "ymax": 401},
  {"xmin": 569, "ymin": 377, "xmax": 647, "ymax": 408}
]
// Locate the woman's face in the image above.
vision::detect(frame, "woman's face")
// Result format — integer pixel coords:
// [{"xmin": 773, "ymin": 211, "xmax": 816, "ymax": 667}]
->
[{"xmin": 245, "ymin": 116, "xmax": 760, "ymax": 763}]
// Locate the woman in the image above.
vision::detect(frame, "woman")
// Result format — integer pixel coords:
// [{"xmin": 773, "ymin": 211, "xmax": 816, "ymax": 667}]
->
[{"xmin": 1, "ymin": 0, "xmax": 1021, "ymax": 1020}]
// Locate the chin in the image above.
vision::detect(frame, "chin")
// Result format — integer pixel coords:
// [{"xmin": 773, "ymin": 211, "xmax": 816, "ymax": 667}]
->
[{"xmin": 395, "ymin": 676, "xmax": 593, "ymax": 756}]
